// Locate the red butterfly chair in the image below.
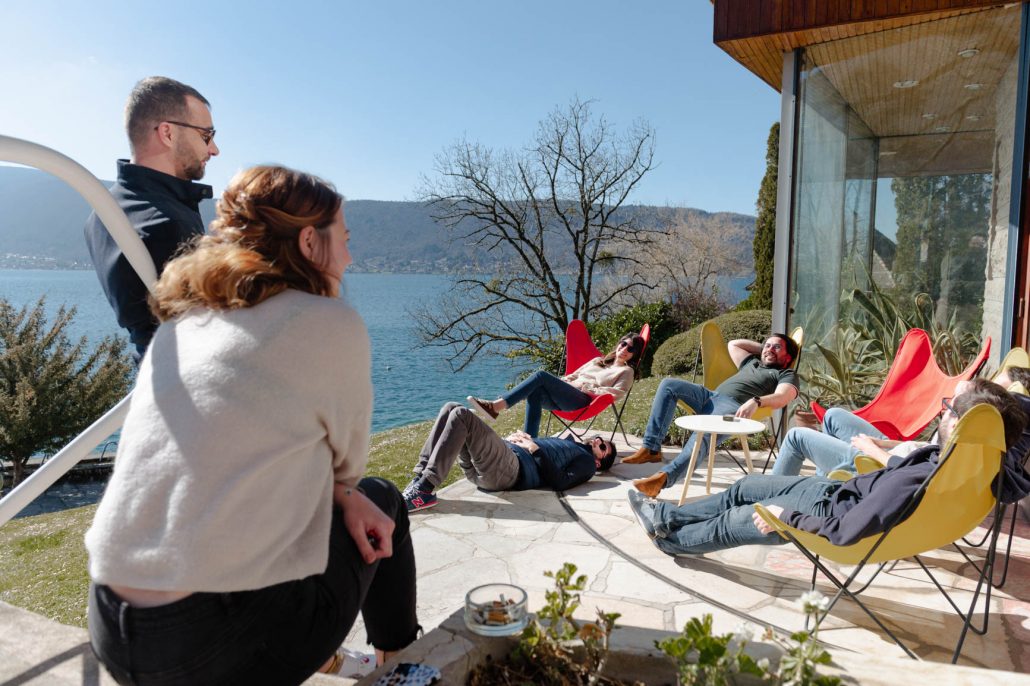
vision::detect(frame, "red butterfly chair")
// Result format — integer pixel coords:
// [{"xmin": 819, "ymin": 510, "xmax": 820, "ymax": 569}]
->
[
  {"xmin": 811, "ymin": 328, "xmax": 990, "ymax": 441},
  {"xmin": 549, "ymin": 320, "xmax": 650, "ymax": 443}
]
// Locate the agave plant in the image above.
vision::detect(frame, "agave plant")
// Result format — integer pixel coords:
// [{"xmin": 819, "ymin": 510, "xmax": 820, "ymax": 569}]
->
[
  {"xmin": 803, "ymin": 328, "xmax": 887, "ymax": 409},
  {"xmin": 798, "ymin": 276, "xmax": 984, "ymax": 409},
  {"xmin": 848, "ymin": 284, "xmax": 981, "ymax": 375}
]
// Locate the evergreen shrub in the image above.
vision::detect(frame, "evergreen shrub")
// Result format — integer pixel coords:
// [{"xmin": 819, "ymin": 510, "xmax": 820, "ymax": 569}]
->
[{"xmin": 651, "ymin": 309, "xmax": 772, "ymax": 379}]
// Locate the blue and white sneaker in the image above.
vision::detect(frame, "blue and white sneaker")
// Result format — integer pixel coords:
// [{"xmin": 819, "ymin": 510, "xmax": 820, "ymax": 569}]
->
[
  {"xmin": 401, "ymin": 475, "xmax": 420, "ymax": 498},
  {"xmin": 405, "ymin": 487, "xmax": 438, "ymax": 512}
]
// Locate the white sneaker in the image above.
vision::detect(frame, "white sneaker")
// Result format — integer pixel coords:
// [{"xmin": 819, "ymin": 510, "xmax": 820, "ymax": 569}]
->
[{"xmin": 332, "ymin": 647, "xmax": 376, "ymax": 677}]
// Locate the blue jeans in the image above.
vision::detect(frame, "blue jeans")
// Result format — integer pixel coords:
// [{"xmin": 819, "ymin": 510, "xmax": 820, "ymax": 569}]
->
[
  {"xmin": 651, "ymin": 474, "xmax": 838, "ymax": 554},
  {"xmin": 501, "ymin": 371, "xmax": 593, "ymax": 437},
  {"xmin": 772, "ymin": 408, "xmax": 885, "ymax": 476},
  {"xmin": 641, "ymin": 378, "xmax": 742, "ymax": 485}
]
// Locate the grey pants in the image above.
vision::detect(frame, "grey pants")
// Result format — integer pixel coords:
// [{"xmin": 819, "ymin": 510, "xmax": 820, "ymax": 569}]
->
[{"xmin": 414, "ymin": 402, "xmax": 521, "ymax": 490}]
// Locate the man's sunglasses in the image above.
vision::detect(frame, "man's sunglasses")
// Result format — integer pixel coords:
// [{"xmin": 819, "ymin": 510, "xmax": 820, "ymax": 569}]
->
[
  {"xmin": 941, "ymin": 396, "xmax": 955, "ymax": 417},
  {"xmin": 158, "ymin": 121, "xmax": 216, "ymax": 145}
]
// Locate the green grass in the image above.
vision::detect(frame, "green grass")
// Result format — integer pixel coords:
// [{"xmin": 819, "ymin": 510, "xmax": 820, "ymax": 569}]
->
[
  {"xmin": 3, "ymin": 376, "xmax": 759, "ymax": 628},
  {"xmin": 0, "ymin": 504, "xmax": 95, "ymax": 627}
]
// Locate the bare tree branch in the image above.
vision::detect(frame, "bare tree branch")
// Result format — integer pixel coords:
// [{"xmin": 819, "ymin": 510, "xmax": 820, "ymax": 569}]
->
[{"xmin": 415, "ymin": 99, "xmax": 660, "ymax": 369}]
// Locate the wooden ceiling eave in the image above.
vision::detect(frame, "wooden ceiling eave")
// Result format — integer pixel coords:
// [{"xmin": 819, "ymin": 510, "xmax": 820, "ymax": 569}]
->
[{"xmin": 715, "ymin": 7, "xmax": 1006, "ymax": 93}]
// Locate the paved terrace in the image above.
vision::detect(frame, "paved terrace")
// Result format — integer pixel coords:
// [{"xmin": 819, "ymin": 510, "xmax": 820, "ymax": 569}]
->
[
  {"xmin": 2, "ymin": 437, "xmax": 1029, "ymax": 684},
  {"xmin": 341, "ymin": 438, "xmax": 1030, "ymax": 680}
]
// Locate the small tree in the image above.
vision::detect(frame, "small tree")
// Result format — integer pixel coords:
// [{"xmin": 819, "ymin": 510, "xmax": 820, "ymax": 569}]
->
[
  {"xmin": 417, "ymin": 98, "xmax": 657, "ymax": 369},
  {"xmin": 738, "ymin": 122, "xmax": 778, "ymax": 311},
  {"xmin": 610, "ymin": 207, "xmax": 749, "ymax": 326},
  {"xmin": 0, "ymin": 297, "xmax": 133, "ymax": 487}
]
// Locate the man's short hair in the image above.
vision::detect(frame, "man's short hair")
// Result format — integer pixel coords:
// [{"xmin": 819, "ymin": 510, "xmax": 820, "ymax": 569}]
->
[
  {"xmin": 769, "ymin": 332, "xmax": 799, "ymax": 363},
  {"xmin": 952, "ymin": 378, "xmax": 1028, "ymax": 449},
  {"xmin": 1005, "ymin": 366, "xmax": 1030, "ymax": 390},
  {"xmin": 599, "ymin": 438, "xmax": 618, "ymax": 472},
  {"xmin": 125, "ymin": 76, "xmax": 210, "ymax": 153}
]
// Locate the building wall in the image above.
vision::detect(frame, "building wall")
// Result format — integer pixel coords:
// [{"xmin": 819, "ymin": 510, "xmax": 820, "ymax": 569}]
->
[{"xmin": 983, "ymin": 56, "xmax": 1018, "ymax": 365}]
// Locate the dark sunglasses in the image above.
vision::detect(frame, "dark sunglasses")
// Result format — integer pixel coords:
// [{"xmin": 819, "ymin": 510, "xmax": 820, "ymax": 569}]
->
[
  {"xmin": 159, "ymin": 120, "xmax": 217, "ymax": 145},
  {"xmin": 941, "ymin": 396, "xmax": 955, "ymax": 417}
]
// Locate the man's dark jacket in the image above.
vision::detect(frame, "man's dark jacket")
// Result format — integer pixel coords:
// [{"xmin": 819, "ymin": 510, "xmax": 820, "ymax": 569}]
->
[
  {"xmin": 510, "ymin": 437, "xmax": 597, "ymax": 491},
  {"xmin": 782, "ymin": 446, "xmax": 939, "ymax": 546},
  {"xmin": 84, "ymin": 160, "xmax": 212, "ymax": 355}
]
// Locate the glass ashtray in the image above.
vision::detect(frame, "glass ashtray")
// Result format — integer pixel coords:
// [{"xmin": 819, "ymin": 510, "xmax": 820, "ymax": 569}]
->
[{"xmin": 464, "ymin": 583, "xmax": 528, "ymax": 636}]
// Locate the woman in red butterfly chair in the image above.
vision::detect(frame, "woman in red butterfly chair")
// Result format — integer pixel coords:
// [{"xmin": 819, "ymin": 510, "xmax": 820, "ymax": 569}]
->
[{"xmin": 468, "ymin": 332, "xmax": 646, "ymax": 437}]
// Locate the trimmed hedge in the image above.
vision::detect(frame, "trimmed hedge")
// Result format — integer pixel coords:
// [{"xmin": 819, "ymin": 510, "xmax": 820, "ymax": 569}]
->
[{"xmin": 651, "ymin": 309, "xmax": 773, "ymax": 379}]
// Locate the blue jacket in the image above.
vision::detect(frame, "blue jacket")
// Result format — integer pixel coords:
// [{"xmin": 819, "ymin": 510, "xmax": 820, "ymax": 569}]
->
[{"xmin": 509, "ymin": 436, "xmax": 597, "ymax": 491}]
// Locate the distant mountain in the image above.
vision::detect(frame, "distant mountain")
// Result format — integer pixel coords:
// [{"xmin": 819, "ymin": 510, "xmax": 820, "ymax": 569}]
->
[{"xmin": 0, "ymin": 166, "xmax": 755, "ymax": 274}]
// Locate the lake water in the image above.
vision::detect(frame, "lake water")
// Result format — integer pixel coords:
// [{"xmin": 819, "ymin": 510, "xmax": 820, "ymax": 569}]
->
[{"xmin": 0, "ymin": 270, "xmax": 527, "ymax": 434}]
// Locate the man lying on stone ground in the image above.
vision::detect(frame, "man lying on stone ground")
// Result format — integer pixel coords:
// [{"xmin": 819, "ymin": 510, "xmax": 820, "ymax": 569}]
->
[{"xmin": 403, "ymin": 401, "xmax": 617, "ymax": 512}]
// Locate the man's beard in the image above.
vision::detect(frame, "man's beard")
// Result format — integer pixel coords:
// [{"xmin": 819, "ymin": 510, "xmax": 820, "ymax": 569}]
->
[
  {"xmin": 174, "ymin": 145, "xmax": 207, "ymax": 181},
  {"xmin": 181, "ymin": 158, "xmax": 206, "ymax": 181}
]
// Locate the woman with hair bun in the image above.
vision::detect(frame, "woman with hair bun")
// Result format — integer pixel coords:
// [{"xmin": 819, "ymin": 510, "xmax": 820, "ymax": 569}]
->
[{"xmin": 85, "ymin": 165, "xmax": 419, "ymax": 684}]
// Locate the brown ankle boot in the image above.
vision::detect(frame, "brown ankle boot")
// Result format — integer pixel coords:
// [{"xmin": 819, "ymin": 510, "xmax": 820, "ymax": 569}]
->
[
  {"xmin": 622, "ymin": 446, "xmax": 662, "ymax": 464},
  {"xmin": 633, "ymin": 472, "xmax": 667, "ymax": 498}
]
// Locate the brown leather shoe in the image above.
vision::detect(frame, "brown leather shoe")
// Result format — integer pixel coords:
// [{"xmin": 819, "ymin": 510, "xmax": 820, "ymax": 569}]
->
[
  {"xmin": 633, "ymin": 472, "xmax": 667, "ymax": 498},
  {"xmin": 467, "ymin": 396, "xmax": 499, "ymax": 423},
  {"xmin": 622, "ymin": 446, "xmax": 663, "ymax": 464}
]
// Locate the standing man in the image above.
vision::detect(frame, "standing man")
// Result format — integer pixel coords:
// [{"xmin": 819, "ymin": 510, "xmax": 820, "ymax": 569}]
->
[
  {"xmin": 403, "ymin": 402, "xmax": 618, "ymax": 511},
  {"xmin": 85, "ymin": 76, "xmax": 219, "ymax": 361},
  {"xmin": 625, "ymin": 334, "xmax": 799, "ymax": 497}
]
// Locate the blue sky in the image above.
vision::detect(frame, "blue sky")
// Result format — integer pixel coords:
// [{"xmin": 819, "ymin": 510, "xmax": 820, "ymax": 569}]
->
[{"xmin": 0, "ymin": 0, "xmax": 780, "ymax": 215}]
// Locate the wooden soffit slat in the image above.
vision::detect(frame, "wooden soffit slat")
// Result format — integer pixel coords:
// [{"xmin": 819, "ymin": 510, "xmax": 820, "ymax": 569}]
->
[{"xmin": 713, "ymin": 1, "xmax": 1025, "ymax": 91}]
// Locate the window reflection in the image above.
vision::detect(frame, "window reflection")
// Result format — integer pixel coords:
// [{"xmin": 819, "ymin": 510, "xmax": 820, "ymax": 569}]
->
[{"xmin": 789, "ymin": 5, "xmax": 1019, "ymax": 403}]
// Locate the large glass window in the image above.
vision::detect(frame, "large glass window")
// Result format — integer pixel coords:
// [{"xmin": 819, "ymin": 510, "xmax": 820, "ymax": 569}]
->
[{"xmin": 789, "ymin": 6, "xmax": 1021, "ymax": 406}]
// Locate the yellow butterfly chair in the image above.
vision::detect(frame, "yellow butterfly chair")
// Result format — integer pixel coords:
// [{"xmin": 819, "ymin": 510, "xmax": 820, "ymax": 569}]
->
[
  {"xmin": 754, "ymin": 404, "xmax": 1008, "ymax": 663},
  {"xmin": 839, "ymin": 411, "xmax": 1026, "ymax": 591},
  {"xmin": 679, "ymin": 322, "xmax": 804, "ymax": 473}
]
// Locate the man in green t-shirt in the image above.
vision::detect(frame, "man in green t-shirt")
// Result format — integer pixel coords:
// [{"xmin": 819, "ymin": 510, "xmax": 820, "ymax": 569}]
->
[{"xmin": 625, "ymin": 334, "xmax": 800, "ymax": 497}]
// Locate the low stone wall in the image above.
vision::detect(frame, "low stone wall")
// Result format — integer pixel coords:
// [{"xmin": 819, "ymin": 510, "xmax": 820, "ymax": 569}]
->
[{"xmin": 356, "ymin": 608, "xmax": 1030, "ymax": 685}]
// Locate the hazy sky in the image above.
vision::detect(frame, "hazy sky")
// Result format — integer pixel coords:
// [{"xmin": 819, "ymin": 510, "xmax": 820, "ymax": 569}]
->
[{"xmin": 0, "ymin": 0, "xmax": 780, "ymax": 215}]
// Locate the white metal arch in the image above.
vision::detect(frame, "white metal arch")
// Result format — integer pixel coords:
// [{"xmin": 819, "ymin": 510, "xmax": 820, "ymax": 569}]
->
[{"xmin": 0, "ymin": 135, "xmax": 154, "ymax": 526}]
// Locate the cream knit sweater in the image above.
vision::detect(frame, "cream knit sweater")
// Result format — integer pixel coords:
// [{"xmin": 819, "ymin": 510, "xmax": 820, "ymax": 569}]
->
[
  {"xmin": 85, "ymin": 289, "xmax": 371, "ymax": 592},
  {"xmin": 562, "ymin": 358, "xmax": 635, "ymax": 400}
]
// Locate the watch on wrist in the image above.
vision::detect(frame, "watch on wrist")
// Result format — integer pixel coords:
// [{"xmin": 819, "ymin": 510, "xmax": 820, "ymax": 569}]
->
[{"xmin": 752, "ymin": 396, "xmax": 763, "ymax": 407}]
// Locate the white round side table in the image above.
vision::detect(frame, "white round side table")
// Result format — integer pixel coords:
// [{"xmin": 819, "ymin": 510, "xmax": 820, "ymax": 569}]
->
[{"xmin": 672, "ymin": 414, "xmax": 765, "ymax": 505}]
